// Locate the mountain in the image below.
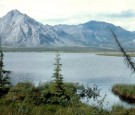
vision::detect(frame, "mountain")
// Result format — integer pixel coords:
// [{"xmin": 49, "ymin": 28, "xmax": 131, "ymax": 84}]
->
[
  {"xmin": 0, "ymin": 10, "xmax": 135, "ymax": 49},
  {"xmin": 54, "ymin": 21, "xmax": 135, "ymax": 48},
  {"xmin": 0, "ymin": 10, "xmax": 76, "ymax": 47}
]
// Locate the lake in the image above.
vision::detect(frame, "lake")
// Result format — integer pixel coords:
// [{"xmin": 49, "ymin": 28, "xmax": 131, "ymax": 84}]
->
[{"xmin": 4, "ymin": 52, "xmax": 135, "ymax": 109}]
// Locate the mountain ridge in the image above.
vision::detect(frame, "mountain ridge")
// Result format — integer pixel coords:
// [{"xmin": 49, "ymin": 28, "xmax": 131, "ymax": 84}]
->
[{"xmin": 0, "ymin": 10, "xmax": 135, "ymax": 49}]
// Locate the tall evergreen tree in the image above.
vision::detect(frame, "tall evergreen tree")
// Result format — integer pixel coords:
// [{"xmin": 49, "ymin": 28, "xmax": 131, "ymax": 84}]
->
[
  {"xmin": 0, "ymin": 36, "xmax": 10, "ymax": 95},
  {"xmin": 41, "ymin": 52, "xmax": 70, "ymax": 105},
  {"xmin": 52, "ymin": 52, "xmax": 65, "ymax": 95}
]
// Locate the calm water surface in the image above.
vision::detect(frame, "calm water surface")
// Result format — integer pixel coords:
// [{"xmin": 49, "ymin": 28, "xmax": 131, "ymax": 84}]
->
[{"xmin": 4, "ymin": 52, "xmax": 135, "ymax": 108}]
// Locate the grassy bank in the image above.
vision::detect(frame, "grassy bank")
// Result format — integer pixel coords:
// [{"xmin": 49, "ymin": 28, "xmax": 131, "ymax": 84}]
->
[{"xmin": 112, "ymin": 84, "xmax": 135, "ymax": 103}]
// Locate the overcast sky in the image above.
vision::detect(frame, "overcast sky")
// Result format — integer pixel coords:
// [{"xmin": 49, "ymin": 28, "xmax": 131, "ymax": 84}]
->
[{"xmin": 0, "ymin": 0, "xmax": 135, "ymax": 31}]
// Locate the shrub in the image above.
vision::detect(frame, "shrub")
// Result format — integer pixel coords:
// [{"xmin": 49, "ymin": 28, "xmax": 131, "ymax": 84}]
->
[{"xmin": 6, "ymin": 82, "xmax": 36, "ymax": 102}]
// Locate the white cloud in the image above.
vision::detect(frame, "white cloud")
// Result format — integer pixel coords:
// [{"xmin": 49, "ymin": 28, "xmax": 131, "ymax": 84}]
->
[{"xmin": 0, "ymin": 0, "xmax": 135, "ymax": 31}]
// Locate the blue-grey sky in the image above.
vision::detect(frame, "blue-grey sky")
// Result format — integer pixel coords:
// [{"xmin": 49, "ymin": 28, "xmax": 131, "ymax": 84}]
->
[{"xmin": 0, "ymin": 0, "xmax": 135, "ymax": 31}]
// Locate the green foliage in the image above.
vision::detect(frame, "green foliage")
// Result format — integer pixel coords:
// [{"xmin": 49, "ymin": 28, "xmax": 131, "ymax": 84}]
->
[
  {"xmin": 5, "ymin": 81, "xmax": 80, "ymax": 106},
  {"xmin": 0, "ymin": 36, "xmax": 11, "ymax": 96},
  {"xmin": 112, "ymin": 84, "xmax": 135, "ymax": 101},
  {"xmin": 40, "ymin": 52, "xmax": 71, "ymax": 106},
  {"xmin": 5, "ymin": 82, "xmax": 42, "ymax": 105},
  {"xmin": 40, "ymin": 82, "xmax": 78, "ymax": 106},
  {"xmin": 110, "ymin": 104, "xmax": 135, "ymax": 115},
  {"xmin": 52, "ymin": 52, "xmax": 65, "ymax": 95},
  {"xmin": 2, "ymin": 82, "xmax": 135, "ymax": 114}
]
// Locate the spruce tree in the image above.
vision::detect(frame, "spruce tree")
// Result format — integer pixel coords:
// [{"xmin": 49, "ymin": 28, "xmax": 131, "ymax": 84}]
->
[
  {"xmin": 0, "ymin": 37, "xmax": 10, "ymax": 95},
  {"xmin": 41, "ymin": 52, "xmax": 70, "ymax": 105},
  {"xmin": 46, "ymin": 52, "xmax": 70, "ymax": 105},
  {"xmin": 52, "ymin": 52, "xmax": 65, "ymax": 95}
]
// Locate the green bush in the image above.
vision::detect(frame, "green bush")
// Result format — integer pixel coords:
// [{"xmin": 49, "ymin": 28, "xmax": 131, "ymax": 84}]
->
[
  {"xmin": 5, "ymin": 82, "xmax": 37, "ymax": 102},
  {"xmin": 40, "ymin": 82, "xmax": 79, "ymax": 106}
]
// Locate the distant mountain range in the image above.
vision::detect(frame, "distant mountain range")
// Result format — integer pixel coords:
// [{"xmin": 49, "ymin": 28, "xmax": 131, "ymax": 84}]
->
[{"xmin": 0, "ymin": 10, "xmax": 135, "ymax": 49}]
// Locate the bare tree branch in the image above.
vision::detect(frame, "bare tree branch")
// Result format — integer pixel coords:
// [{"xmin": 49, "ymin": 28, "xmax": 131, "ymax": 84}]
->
[{"xmin": 110, "ymin": 29, "xmax": 135, "ymax": 74}]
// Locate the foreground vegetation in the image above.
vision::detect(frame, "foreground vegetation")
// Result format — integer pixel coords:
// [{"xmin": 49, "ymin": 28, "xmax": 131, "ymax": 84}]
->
[
  {"xmin": 112, "ymin": 84, "xmax": 135, "ymax": 103},
  {"xmin": 0, "ymin": 82, "xmax": 106, "ymax": 115},
  {"xmin": 1, "ymin": 82, "xmax": 135, "ymax": 115}
]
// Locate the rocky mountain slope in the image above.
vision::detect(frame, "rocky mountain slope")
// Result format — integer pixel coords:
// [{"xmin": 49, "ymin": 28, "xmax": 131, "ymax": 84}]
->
[{"xmin": 0, "ymin": 10, "xmax": 135, "ymax": 49}]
